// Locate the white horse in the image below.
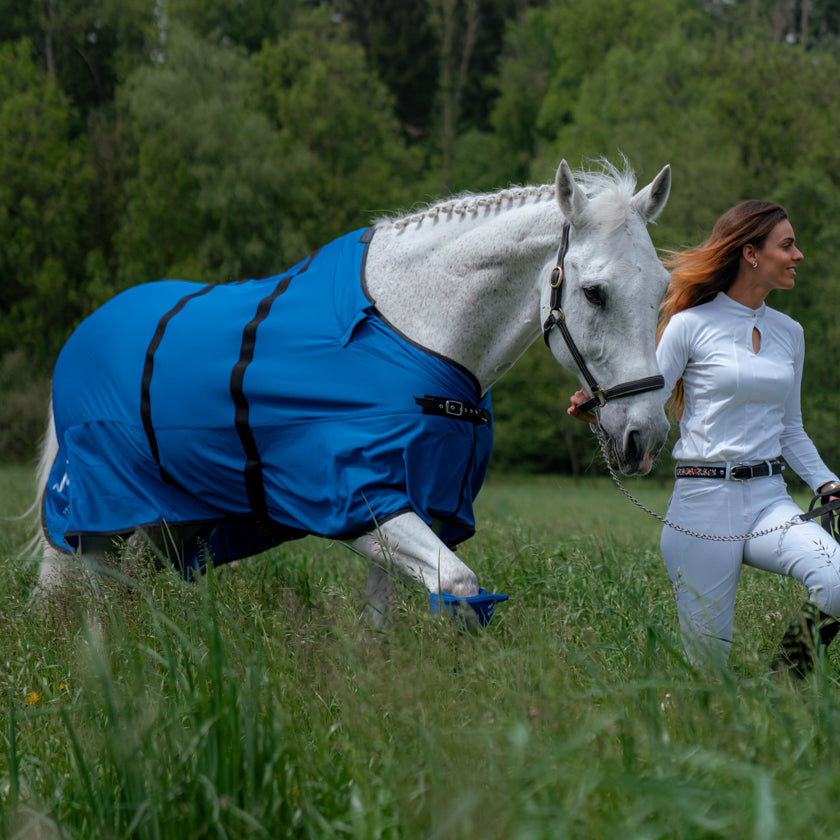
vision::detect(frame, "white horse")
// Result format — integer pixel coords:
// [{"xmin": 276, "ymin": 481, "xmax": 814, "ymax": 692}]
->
[{"xmin": 33, "ymin": 159, "xmax": 671, "ymax": 625}]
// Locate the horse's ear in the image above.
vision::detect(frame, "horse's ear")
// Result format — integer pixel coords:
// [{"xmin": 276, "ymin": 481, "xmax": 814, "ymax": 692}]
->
[
  {"xmin": 631, "ymin": 164, "xmax": 671, "ymax": 223},
  {"xmin": 555, "ymin": 159, "xmax": 589, "ymax": 224}
]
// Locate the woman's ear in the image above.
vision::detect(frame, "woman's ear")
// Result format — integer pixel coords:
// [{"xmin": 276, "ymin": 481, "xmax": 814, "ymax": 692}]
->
[{"xmin": 742, "ymin": 242, "xmax": 757, "ymax": 265}]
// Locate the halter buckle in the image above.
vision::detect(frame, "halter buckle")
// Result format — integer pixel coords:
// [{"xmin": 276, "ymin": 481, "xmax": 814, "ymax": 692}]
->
[
  {"xmin": 550, "ymin": 266, "xmax": 563, "ymax": 288},
  {"xmin": 553, "ymin": 307, "xmax": 565, "ymax": 322}
]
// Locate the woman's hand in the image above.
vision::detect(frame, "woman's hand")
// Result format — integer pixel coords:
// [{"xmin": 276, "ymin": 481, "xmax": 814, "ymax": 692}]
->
[
  {"xmin": 567, "ymin": 388, "xmax": 597, "ymax": 425},
  {"xmin": 818, "ymin": 480, "xmax": 840, "ymax": 498}
]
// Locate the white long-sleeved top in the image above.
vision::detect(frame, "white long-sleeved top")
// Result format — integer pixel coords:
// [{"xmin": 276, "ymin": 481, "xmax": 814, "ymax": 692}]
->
[{"xmin": 656, "ymin": 291, "xmax": 836, "ymax": 491}]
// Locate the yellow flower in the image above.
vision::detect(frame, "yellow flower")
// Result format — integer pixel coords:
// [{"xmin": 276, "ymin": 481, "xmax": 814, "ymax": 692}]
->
[{"xmin": 27, "ymin": 691, "xmax": 40, "ymax": 705}]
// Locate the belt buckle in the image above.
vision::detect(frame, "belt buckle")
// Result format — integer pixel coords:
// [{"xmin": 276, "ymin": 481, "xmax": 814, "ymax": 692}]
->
[
  {"xmin": 729, "ymin": 463, "xmax": 749, "ymax": 481},
  {"xmin": 444, "ymin": 399, "xmax": 464, "ymax": 417}
]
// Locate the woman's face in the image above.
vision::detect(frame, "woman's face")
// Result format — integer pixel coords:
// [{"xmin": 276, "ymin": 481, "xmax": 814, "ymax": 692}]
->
[{"xmin": 754, "ymin": 219, "xmax": 804, "ymax": 293}]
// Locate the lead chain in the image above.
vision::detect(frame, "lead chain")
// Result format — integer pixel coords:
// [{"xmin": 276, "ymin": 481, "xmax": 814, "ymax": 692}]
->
[{"xmin": 594, "ymin": 423, "xmax": 803, "ymax": 542}]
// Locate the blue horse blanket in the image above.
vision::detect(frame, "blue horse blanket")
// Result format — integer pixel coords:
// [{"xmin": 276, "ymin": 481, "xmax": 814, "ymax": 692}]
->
[{"xmin": 43, "ymin": 229, "xmax": 493, "ymax": 575}]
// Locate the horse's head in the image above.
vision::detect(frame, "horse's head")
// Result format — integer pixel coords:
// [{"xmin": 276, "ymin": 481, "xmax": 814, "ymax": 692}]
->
[{"xmin": 543, "ymin": 160, "xmax": 671, "ymax": 475}]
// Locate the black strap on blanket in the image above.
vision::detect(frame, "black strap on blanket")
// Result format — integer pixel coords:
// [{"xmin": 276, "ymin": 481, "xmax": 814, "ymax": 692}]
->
[
  {"xmin": 141, "ymin": 285, "xmax": 216, "ymax": 489},
  {"xmin": 230, "ymin": 275, "xmax": 294, "ymax": 523},
  {"xmin": 140, "ymin": 269, "xmax": 304, "ymax": 528},
  {"xmin": 415, "ymin": 395, "xmax": 491, "ymax": 426}
]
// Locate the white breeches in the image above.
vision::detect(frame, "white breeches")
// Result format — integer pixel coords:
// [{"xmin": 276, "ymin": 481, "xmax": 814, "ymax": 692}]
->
[{"xmin": 660, "ymin": 474, "xmax": 840, "ymax": 664}]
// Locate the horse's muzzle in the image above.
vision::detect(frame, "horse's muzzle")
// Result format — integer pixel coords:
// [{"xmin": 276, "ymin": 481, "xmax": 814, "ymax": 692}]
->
[{"xmin": 599, "ymin": 407, "xmax": 668, "ymax": 476}]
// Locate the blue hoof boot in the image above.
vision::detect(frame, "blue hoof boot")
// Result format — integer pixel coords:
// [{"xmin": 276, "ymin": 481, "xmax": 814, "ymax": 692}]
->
[{"xmin": 429, "ymin": 588, "xmax": 509, "ymax": 627}]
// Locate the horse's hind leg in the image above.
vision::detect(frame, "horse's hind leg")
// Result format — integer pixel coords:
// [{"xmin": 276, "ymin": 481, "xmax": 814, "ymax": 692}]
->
[
  {"xmin": 34, "ymin": 544, "xmax": 76, "ymax": 599},
  {"xmin": 350, "ymin": 511, "xmax": 479, "ymax": 626},
  {"xmin": 32, "ymin": 534, "xmax": 117, "ymax": 606}
]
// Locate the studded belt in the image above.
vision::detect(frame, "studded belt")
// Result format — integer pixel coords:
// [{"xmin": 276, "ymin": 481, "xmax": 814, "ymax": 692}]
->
[{"xmin": 675, "ymin": 460, "xmax": 785, "ymax": 480}]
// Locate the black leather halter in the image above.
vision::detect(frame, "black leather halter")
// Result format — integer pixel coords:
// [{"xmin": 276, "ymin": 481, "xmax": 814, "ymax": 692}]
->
[{"xmin": 542, "ymin": 222, "xmax": 665, "ymax": 415}]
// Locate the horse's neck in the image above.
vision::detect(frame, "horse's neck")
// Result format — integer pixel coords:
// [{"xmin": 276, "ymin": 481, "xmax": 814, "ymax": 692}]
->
[{"xmin": 365, "ymin": 203, "xmax": 560, "ymax": 393}]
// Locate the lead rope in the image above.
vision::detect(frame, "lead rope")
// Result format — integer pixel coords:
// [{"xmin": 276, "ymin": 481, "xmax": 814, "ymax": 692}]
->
[{"xmin": 593, "ymin": 421, "xmax": 803, "ymax": 542}]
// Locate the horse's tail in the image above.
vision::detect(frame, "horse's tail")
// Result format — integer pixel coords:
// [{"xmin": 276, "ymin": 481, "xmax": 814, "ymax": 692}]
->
[
  {"xmin": 35, "ymin": 400, "xmax": 58, "ymax": 515},
  {"xmin": 21, "ymin": 400, "xmax": 58, "ymax": 561}
]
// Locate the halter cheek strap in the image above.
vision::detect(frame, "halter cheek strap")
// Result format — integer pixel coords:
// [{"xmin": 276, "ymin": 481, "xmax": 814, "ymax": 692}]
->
[{"xmin": 542, "ymin": 221, "xmax": 664, "ymax": 415}]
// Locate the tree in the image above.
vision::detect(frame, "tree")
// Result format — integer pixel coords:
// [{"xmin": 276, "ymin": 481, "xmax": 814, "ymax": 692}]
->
[
  {"xmin": 490, "ymin": 0, "xmax": 707, "ymax": 184},
  {"xmin": 701, "ymin": 39, "xmax": 840, "ymax": 195},
  {"xmin": 491, "ymin": 344, "xmax": 598, "ymax": 476},
  {"xmin": 116, "ymin": 10, "xmax": 419, "ymax": 289},
  {"xmin": 487, "ymin": 6, "xmax": 556, "ymax": 184},
  {"xmin": 705, "ymin": 0, "xmax": 840, "ymax": 47},
  {"xmin": 115, "ymin": 27, "xmax": 298, "ymax": 287},
  {"xmin": 334, "ymin": 0, "xmax": 439, "ymax": 138},
  {"xmin": 0, "ymin": 39, "xmax": 92, "ymax": 364},
  {"xmin": 166, "ymin": 0, "xmax": 299, "ymax": 53},
  {"xmin": 254, "ymin": 7, "xmax": 420, "ymax": 246},
  {"xmin": 0, "ymin": 0, "xmax": 157, "ymax": 121},
  {"xmin": 533, "ymin": 29, "xmax": 742, "ymax": 247}
]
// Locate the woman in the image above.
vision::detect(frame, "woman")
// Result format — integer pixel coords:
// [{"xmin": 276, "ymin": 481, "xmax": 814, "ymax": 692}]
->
[{"xmin": 570, "ymin": 200, "xmax": 840, "ymax": 674}]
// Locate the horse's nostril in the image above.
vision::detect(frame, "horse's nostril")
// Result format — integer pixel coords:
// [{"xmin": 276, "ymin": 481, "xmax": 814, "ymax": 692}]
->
[{"xmin": 626, "ymin": 428, "xmax": 643, "ymax": 462}]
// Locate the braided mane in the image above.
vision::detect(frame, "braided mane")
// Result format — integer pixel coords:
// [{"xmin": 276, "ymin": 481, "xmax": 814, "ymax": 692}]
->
[
  {"xmin": 376, "ymin": 184, "xmax": 556, "ymax": 231},
  {"xmin": 376, "ymin": 160, "xmax": 638, "ymax": 232}
]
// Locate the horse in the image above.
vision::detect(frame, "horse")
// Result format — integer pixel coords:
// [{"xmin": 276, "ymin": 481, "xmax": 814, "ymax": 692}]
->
[{"xmin": 33, "ymin": 158, "xmax": 672, "ymax": 626}]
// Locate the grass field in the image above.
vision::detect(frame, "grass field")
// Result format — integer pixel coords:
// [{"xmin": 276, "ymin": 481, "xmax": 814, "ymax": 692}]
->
[{"xmin": 1, "ymin": 464, "xmax": 838, "ymax": 839}]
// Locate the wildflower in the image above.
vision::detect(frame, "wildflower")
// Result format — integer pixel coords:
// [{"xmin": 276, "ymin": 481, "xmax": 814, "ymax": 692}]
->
[{"xmin": 27, "ymin": 691, "xmax": 40, "ymax": 705}]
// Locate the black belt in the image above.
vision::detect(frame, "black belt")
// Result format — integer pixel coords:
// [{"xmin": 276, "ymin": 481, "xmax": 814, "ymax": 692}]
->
[
  {"xmin": 675, "ymin": 460, "xmax": 785, "ymax": 480},
  {"xmin": 414, "ymin": 395, "xmax": 491, "ymax": 426}
]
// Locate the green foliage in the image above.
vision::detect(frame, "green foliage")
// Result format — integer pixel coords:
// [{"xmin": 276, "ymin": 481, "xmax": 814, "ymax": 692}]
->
[
  {"xmin": 0, "ymin": 0, "xmax": 158, "ymax": 119},
  {"xmin": 116, "ymin": 11, "xmax": 419, "ymax": 289},
  {"xmin": 491, "ymin": 344, "xmax": 597, "ymax": 476},
  {"xmin": 536, "ymin": 27, "xmax": 740, "ymax": 243},
  {"xmin": 254, "ymin": 7, "xmax": 421, "ymax": 249},
  {"xmin": 167, "ymin": 0, "xmax": 299, "ymax": 52},
  {"xmin": 335, "ymin": 0, "xmax": 439, "ymax": 136},
  {"xmin": 116, "ymin": 26, "xmax": 292, "ymax": 286},
  {"xmin": 0, "ymin": 39, "xmax": 93, "ymax": 364},
  {"xmin": 0, "ymin": 352, "xmax": 50, "ymax": 463}
]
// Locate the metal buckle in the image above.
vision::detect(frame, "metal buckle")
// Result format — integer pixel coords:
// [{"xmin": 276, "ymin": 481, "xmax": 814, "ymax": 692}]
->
[
  {"xmin": 444, "ymin": 400, "xmax": 464, "ymax": 417},
  {"xmin": 729, "ymin": 461, "xmax": 782, "ymax": 480},
  {"xmin": 728, "ymin": 463, "xmax": 748, "ymax": 481}
]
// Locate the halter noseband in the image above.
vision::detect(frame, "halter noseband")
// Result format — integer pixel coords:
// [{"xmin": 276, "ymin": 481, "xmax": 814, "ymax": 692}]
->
[{"xmin": 542, "ymin": 221, "xmax": 665, "ymax": 415}]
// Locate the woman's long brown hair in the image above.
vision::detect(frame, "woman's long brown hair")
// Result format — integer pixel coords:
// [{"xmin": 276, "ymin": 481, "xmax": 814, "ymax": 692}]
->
[{"xmin": 657, "ymin": 200, "xmax": 789, "ymax": 420}]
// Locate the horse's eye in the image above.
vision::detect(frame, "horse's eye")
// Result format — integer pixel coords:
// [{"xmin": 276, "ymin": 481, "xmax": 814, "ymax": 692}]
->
[{"xmin": 583, "ymin": 285, "xmax": 605, "ymax": 306}]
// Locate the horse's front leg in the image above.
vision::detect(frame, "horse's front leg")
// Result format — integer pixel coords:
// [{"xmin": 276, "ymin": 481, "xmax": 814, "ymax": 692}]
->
[{"xmin": 350, "ymin": 511, "xmax": 479, "ymax": 627}]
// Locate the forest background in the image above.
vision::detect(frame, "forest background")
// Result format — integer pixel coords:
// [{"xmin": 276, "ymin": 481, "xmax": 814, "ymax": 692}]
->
[{"xmin": 3, "ymin": 0, "xmax": 840, "ymax": 482}]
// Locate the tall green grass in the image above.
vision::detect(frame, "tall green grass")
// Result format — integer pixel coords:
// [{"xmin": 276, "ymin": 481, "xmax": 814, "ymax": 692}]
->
[{"xmin": 1, "ymin": 468, "xmax": 837, "ymax": 839}]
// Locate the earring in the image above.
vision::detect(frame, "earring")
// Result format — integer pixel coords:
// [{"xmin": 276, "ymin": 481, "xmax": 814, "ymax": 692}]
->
[{"xmin": 752, "ymin": 261, "xmax": 758, "ymax": 268}]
